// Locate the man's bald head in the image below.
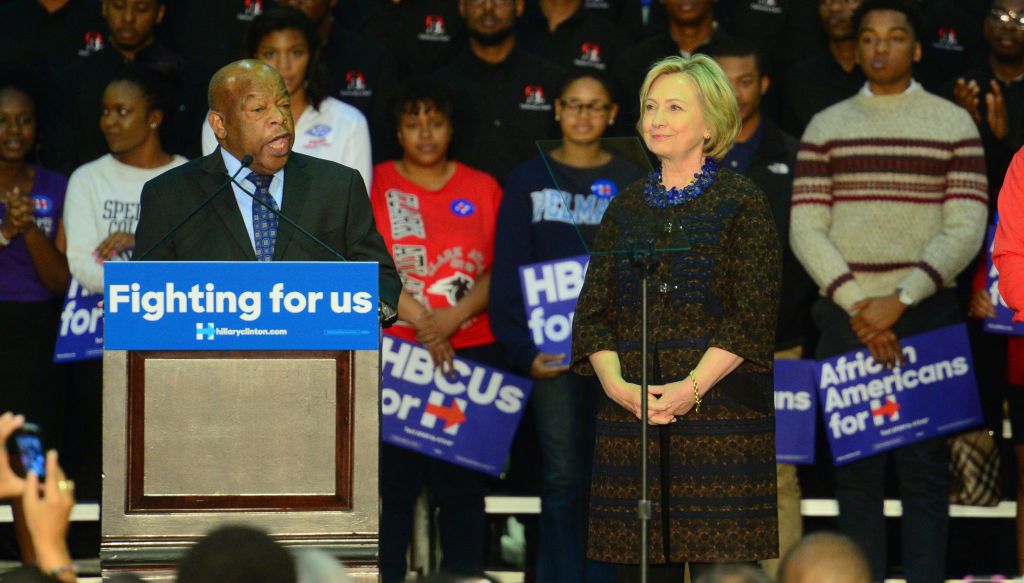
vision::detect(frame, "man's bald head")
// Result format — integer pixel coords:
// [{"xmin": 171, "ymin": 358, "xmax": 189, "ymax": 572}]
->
[
  {"xmin": 778, "ymin": 532, "xmax": 872, "ymax": 583},
  {"xmin": 207, "ymin": 59, "xmax": 295, "ymax": 175}
]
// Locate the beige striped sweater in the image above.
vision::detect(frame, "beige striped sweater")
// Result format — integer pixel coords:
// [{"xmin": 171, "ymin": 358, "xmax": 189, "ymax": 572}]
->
[{"xmin": 790, "ymin": 83, "xmax": 988, "ymax": 313}]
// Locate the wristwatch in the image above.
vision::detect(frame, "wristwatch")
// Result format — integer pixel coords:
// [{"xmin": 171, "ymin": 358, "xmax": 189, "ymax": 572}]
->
[
  {"xmin": 896, "ymin": 287, "xmax": 915, "ymax": 307},
  {"xmin": 379, "ymin": 301, "xmax": 398, "ymax": 328}
]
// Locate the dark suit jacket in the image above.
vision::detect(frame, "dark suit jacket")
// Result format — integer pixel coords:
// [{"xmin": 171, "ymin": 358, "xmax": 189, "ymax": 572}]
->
[
  {"xmin": 745, "ymin": 120, "xmax": 816, "ymax": 351},
  {"xmin": 133, "ymin": 149, "xmax": 401, "ymax": 309}
]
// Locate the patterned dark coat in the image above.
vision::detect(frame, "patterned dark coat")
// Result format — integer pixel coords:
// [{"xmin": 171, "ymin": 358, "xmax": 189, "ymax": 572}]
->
[{"xmin": 571, "ymin": 169, "xmax": 782, "ymax": 563}]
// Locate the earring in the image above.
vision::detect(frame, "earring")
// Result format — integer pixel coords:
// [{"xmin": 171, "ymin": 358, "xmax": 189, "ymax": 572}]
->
[
  {"xmin": 149, "ymin": 123, "xmax": 158, "ymax": 129},
  {"xmin": 704, "ymin": 133, "xmax": 711, "ymax": 141},
  {"xmin": 609, "ymin": 118, "xmax": 615, "ymax": 126}
]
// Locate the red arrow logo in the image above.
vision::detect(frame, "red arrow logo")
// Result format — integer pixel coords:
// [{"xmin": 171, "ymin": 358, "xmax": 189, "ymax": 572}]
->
[
  {"xmin": 872, "ymin": 399, "xmax": 900, "ymax": 419},
  {"xmin": 425, "ymin": 400, "xmax": 467, "ymax": 430}
]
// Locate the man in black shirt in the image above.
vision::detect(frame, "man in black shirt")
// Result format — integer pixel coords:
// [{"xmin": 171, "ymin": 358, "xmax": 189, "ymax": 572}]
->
[
  {"xmin": 0, "ymin": 0, "xmax": 105, "ymax": 89},
  {"xmin": 581, "ymin": 0, "xmax": 644, "ymax": 42},
  {"xmin": 782, "ymin": 0, "xmax": 866, "ymax": 137},
  {"xmin": 352, "ymin": 0, "xmax": 467, "ymax": 75},
  {"xmin": 917, "ymin": 0, "xmax": 984, "ymax": 90},
  {"xmin": 516, "ymin": 0, "xmax": 628, "ymax": 77},
  {"xmin": 435, "ymin": 0, "xmax": 565, "ymax": 182},
  {"xmin": 278, "ymin": 0, "xmax": 402, "ymax": 162},
  {"xmin": 42, "ymin": 0, "xmax": 184, "ymax": 174},
  {"xmin": 710, "ymin": 37, "xmax": 817, "ymax": 580},
  {"xmin": 611, "ymin": 0, "xmax": 734, "ymax": 125}
]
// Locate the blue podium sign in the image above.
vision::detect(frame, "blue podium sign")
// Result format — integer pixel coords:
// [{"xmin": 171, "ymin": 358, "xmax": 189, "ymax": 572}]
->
[
  {"xmin": 818, "ymin": 324, "xmax": 983, "ymax": 465},
  {"xmin": 104, "ymin": 262, "xmax": 379, "ymax": 350},
  {"xmin": 380, "ymin": 335, "xmax": 532, "ymax": 476},
  {"xmin": 774, "ymin": 360, "xmax": 818, "ymax": 465},
  {"xmin": 519, "ymin": 254, "xmax": 589, "ymax": 366}
]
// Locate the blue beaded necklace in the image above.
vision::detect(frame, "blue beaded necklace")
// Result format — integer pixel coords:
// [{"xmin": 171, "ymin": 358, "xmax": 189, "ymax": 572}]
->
[{"xmin": 643, "ymin": 157, "xmax": 719, "ymax": 208}]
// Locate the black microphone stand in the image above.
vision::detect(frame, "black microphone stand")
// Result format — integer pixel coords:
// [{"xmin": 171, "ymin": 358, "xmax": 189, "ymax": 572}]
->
[{"xmin": 630, "ymin": 239, "xmax": 659, "ymax": 583}]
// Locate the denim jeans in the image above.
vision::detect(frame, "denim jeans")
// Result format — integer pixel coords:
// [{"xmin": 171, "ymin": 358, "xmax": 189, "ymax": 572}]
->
[
  {"xmin": 531, "ymin": 372, "xmax": 602, "ymax": 582},
  {"xmin": 813, "ymin": 291, "xmax": 958, "ymax": 583}
]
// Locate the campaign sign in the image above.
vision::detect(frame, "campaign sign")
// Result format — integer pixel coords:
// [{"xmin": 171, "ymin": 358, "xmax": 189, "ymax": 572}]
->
[
  {"xmin": 104, "ymin": 262, "xmax": 378, "ymax": 350},
  {"xmin": 983, "ymin": 225, "xmax": 1024, "ymax": 335},
  {"xmin": 519, "ymin": 254, "xmax": 589, "ymax": 366},
  {"xmin": 819, "ymin": 324, "xmax": 983, "ymax": 465},
  {"xmin": 774, "ymin": 360, "xmax": 817, "ymax": 464},
  {"xmin": 53, "ymin": 278, "xmax": 104, "ymax": 363},
  {"xmin": 380, "ymin": 335, "xmax": 532, "ymax": 476}
]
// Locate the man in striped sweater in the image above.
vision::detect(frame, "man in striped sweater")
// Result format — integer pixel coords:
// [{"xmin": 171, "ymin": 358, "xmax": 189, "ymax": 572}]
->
[{"xmin": 790, "ymin": 1, "xmax": 988, "ymax": 582}]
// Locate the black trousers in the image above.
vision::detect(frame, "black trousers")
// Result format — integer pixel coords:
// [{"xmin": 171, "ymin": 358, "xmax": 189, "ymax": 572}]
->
[{"xmin": 813, "ymin": 290, "xmax": 959, "ymax": 583}]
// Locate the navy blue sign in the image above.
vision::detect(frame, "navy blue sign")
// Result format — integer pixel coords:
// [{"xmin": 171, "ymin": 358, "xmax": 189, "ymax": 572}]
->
[
  {"xmin": 53, "ymin": 278, "xmax": 104, "ymax": 363},
  {"xmin": 983, "ymin": 225, "xmax": 1024, "ymax": 335},
  {"xmin": 818, "ymin": 324, "xmax": 982, "ymax": 465},
  {"xmin": 774, "ymin": 360, "xmax": 818, "ymax": 464},
  {"xmin": 104, "ymin": 262, "xmax": 379, "ymax": 350},
  {"xmin": 518, "ymin": 255, "xmax": 589, "ymax": 366},
  {"xmin": 380, "ymin": 335, "xmax": 532, "ymax": 476}
]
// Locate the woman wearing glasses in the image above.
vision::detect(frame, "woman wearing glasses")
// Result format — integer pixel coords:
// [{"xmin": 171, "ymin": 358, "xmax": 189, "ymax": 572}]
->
[{"xmin": 490, "ymin": 72, "xmax": 644, "ymax": 582}]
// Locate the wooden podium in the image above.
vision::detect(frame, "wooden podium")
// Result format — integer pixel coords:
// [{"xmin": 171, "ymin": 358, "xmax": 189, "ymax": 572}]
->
[{"xmin": 100, "ymin": 348, "xmax": 381, "ymax": 581}]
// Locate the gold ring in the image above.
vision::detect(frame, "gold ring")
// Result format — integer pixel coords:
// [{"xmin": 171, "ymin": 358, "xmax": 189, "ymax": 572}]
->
[{"xmin": 57, "ymin": 480, "xmax": 73, "ymax": 493}]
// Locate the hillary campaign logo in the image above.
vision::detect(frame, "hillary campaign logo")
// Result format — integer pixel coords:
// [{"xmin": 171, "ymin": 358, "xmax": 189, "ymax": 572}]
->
[
  {"xmin": 590, "ymin": 179, "xmax": 617, "ymax": 199},
  {"xmin": 381, "ymin": 336, "xmax": 531, "ymax": 475},
  {"xmin": 54, "ymin": 278, "xmax": 104, "ymax": 363},
  {"xmin": 419, "ymin": 15, "xmax": 451, "ymax": 42},
  {"xmin": 78, "ymin": 32, "xmax": 104, "ymax": 57},
  {"xmin": 818, "ymin": 324, "xmax": 982, "ymax": 465},
  {"xmin": 521, "ymin": 86, "xmax": 552, "ymax": 111},
  {"xmin": 103, "ymin": 262, "xmax": 379, "ymax": 351},
  {"xmin": 450, "ymin": 199, "xmax": 475, "ymax": 217},
  {"xmin": 575, "ymin": 43, "xmax": 605, "ymax": 69}
]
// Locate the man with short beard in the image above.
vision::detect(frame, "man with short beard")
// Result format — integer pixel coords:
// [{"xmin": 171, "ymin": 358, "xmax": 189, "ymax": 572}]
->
[
  {"xmin": 435, "ymin": 0, "xmax": 565, "ymax": 182},
  {"xmin": 42, "ymin": 0, "xmax": 184, "ymax": 175},
  {"xmin": 781, "ymin": 0, "xmax": 866, "ymax": 137}
]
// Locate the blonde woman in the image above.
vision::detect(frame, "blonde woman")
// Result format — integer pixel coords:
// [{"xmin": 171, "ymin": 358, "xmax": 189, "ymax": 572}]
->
[{"xmin": 570, "ymin": 55, "xmax": 782, "ymax": 580}]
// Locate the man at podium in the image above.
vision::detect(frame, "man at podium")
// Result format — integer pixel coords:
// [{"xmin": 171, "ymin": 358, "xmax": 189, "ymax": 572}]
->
[{"xmin": 133, "ymin": 59, "xmax": 400, "ymax": 318}]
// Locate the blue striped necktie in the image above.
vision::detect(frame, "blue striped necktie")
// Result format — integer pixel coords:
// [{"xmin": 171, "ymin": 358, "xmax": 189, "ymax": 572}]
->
[{"xmin": 246, "ymin": 172, "xmax": 278, "ymax": 261}]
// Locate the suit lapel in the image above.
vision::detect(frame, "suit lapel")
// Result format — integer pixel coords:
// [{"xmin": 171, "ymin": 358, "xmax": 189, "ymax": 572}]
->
[
  {"xmin": 273, "ymin": 154, "xmax": 313, "ymax": 261},
  {"xmin": 201, "ymin": 149, "xmax": 257, "ymax": 260}
]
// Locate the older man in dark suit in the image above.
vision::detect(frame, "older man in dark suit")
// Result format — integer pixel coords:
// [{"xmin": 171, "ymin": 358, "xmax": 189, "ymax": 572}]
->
[{"xmin": 133, "ymin": 59, "xmax": 400, "ymax": 318}]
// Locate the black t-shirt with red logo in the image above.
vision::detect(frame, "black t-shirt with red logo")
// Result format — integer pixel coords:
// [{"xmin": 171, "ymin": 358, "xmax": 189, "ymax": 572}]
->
[
  {"xmin": 322, "ymin": 28, "xmax": 403, "ymax": 162},
  {"xmin": 436, "ymin": 47, "xmax": 566, "ymax": 183},
  {"xmin": 0, "ymin": 0, "xmax": 105, "ymax": 86},
  {"xmin": 349, "ymin": 0, "xmax": 466, "ymax": 75},
  {"xmin": 916, "ymin": 0, "xmax": 984, "ymax": 92},
  {"xmin": 517, "ymin": 5, "xmax": 628, "ymax": 83}
]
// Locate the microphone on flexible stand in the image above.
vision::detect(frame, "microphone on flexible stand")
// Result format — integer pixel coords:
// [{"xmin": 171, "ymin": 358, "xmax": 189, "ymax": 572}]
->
[{"xmin": 135, "ymin": 154, "xmax": 254, "ymax": 260}]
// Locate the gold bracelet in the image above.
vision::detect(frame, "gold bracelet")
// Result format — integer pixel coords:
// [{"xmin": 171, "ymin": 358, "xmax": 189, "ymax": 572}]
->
[{"xmin": 689, "ymin": 369, "xmax": 701, "ymax": 414}]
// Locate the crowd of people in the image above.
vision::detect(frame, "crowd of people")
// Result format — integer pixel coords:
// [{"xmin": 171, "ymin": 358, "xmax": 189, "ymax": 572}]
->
[{"xmin": 1, "ymin": 0, "xmax": 1024, "ymax": 581}]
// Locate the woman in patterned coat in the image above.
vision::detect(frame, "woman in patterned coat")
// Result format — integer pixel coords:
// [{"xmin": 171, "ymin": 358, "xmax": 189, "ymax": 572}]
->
[{"xmin": 570, "ymin": 55, "xmax": 782, "ymax": 581}]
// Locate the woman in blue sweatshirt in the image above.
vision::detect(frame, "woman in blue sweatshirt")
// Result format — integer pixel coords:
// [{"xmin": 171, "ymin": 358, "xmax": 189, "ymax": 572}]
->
[{"xmin": 489, "ymin": 72, "xmax": 645, "ymax": 583}]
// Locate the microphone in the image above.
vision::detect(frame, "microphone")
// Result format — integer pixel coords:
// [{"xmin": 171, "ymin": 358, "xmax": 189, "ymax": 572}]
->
[
  {"xmin": 229, "ymin": 175, "xmax": 348, "ymax": 262},
  {"xmin": 135, "ymin": 154, "xmax": 254, "ymax": 260}
]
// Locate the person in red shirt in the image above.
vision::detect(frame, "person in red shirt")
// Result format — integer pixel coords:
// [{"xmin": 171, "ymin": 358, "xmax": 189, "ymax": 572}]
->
[{"xmin": 370, "ymin": 78, "xmax": 503, "ymax": 583}]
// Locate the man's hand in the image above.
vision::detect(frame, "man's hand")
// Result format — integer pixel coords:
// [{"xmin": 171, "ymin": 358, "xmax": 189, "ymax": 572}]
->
[
  {"xmin": 968, "ymin": 289, "xmax": 997, "ymax": 320},
  {"xmin": 530, "ymin": 352, "xmax": 570, "ymax": 379},
  {"xmin": 986, "ymin": 80, "xmax": 1008, "ymax": 140},
  {"xmin": 865, "ymin": 329, "xmax": 905, "ymax": 368},
  {"xmin": 850, "ymin": 295, "xmax": 906, "ymax": 343},
  {"xmin": 23, "ymin": 451, "xmax": 75, "ymax": 582},
  {"xmin": 954, "ymin": 78, "xmax": 982, "ymax": 124},
  {"xmin": 0, "ymin": 412, "xmax": 27, "ymax": 500}
]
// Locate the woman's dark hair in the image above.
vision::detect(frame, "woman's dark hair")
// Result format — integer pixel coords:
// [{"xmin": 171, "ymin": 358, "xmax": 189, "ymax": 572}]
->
[
  {"xmin": 391, "ymin": 77, "xmax": 455, "ymax": 129},
  {"xmin": 246, "ymin": 6, "xmax": 326, "ymax": 111},
  {"xmin": 108, "ymin": 65, "xmax": 177, "ymax": 122},
  {"xmin": 557, "ymin": 71, "xmax": 617, "ymax": 103},
  {"xmin": 851, "ymin": 0, "xmax": 924, "ymax": 41}
]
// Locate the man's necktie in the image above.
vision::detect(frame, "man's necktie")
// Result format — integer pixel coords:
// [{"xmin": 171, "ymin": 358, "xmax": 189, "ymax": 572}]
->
[{"xmin": 246, "ymin": 172, "xmax": 278, "ymax": 261}]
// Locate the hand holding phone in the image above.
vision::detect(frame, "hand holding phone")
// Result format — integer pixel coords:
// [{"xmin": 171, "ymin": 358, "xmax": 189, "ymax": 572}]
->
[{"xmin": 0, "ymin": 411, "xmax": 28, "ymax": 499}]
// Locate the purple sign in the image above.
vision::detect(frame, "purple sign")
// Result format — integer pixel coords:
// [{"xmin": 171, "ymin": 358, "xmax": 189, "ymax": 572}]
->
[
  {"xmin": 380, "ymin": 335, "xmax": 532, "ymax": 476},
  {"xmin": 774, "ymin": 360, "xmax": 817, "ymax": 464},
  {"xmin": 819, "ymin": 324, "xmax": 983, "ymax": 465},
  {"xmin": 53, "ymin": 278, "xmax": 104, "ymax": 363},
  {"xmin": 983, "ymin": 225, "xmax": 1024, "ymax": 335},
  {"xmin": 518, "ymin": 255, "xmax": 589, "ymax": 366}
]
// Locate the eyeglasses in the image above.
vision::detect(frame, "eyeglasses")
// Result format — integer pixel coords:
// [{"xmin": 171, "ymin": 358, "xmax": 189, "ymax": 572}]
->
[
  {"xmin": 559, "ymin": 100, "xmax": 613, "ymax": 116},
  {"xmin": 989, "ymin": 7, "xmax": 1024, "ymax": 29},
  {"xmin": 464, "ymin": 0, "xmax": 514, "ymax": 7}
]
